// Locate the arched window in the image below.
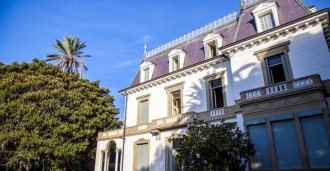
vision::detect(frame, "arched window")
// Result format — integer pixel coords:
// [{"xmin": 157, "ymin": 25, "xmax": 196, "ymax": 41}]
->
[{"xmin": 101, "ymin": 141, "xmax": 121, "ymax": 171}]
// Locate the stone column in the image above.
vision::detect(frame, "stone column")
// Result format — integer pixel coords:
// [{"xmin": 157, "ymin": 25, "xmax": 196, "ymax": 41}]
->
[
  {"xmin": 99, "ymin": 152, "xmax": 104, "ymax": 171},
  {"xmin": 114, "ymin": 150, "xmax": 119, "ymax": 171},
  {"xmin": 103, "ymin": 151, "xmax": 109, "ymax": 171}
]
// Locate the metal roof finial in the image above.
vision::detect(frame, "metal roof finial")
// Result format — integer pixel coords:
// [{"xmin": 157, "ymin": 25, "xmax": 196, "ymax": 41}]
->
[{"xmin": 143, "ymin": 41, "xmax": 147, "ymax": 60}]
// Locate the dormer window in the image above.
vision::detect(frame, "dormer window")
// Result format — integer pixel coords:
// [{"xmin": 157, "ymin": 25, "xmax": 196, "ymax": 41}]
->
[
  {"xmin": 260, "ymin": 12, "xmax": 276, "ymax": 31},
  {"xmin": 202, "ymin": 34, "xmax": 224, "ymax": 59},
  {"xmin": 252, "ymin": 2, "xmax": 280, "ymax": 33},
  {"xmin": 143, "ymin": 68, "xmax": 149, "ymax": 81},
  {"xmin": 207, "ymin": 41, "xmax": 217, "ymax": 57},
  {"xmin": 172, "ymin": 56, "xmax": 179, "ymax": 71},
  {"xmin": 139, "ymin": 62, "xmax": 155, "ymax": 83},
  {"xmin": 168, "ymin": 49, "xmax": 186, "ymax": 72}
]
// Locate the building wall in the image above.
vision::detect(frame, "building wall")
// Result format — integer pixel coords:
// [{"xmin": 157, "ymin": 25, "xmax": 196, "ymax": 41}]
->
[
  {"xmin": 231, "ymin": 23, "xmax": 330, "ymax": 100},
  {"xmin": 96, "ymin": 2, "xmax": 330, "ymax": 171},
  {"xmin": 125, "ymin": 61, "xmax": 235, "ymax": 127}
]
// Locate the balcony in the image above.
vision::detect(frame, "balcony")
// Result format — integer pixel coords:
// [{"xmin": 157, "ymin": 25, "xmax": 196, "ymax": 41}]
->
[
  {"xmin": 240, "ymin": 74, "xmax": 323, "ymax": 104},
  {"xmin": 151, "ymin": 111, "xmax": 196, "ymax": 130}
]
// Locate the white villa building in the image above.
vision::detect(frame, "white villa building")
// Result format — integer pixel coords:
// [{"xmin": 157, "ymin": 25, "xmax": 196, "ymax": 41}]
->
[{"xmin": 95, "ymin": 0, "xmax": 330, "ymax": 170}]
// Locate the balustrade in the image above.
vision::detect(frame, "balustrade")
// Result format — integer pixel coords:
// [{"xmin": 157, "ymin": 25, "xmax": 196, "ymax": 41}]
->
[
  {"xmin": 210, "ymin": 109, "xmax": 225, "ymax": 116},
  {"xmin": 241, "ymin": 75, "xmax": 320, "ymax": 101},
  {"xmin": 293, "ymin": 78, "xmax": 313, "ymax": 88},
  {"xmin": 265, "ymin": 83, "xmax": 288, "ymax": 95}
]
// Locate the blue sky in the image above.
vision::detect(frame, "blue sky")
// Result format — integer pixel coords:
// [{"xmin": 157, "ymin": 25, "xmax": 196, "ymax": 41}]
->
[{"xmin": 0, "ymin": 0, "xmax": 328, "ymax": 120}]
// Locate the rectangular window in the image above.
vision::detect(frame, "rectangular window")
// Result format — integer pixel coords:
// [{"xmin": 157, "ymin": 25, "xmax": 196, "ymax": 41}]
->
[
  {"xmin": 137, "ymin": 143, "xmax": 148, "ymax": 171},
  {"xmin": 210, "ymin": 79, "xmax": 224, "ymax": 109},
  {"xmin": 140, "ymin": 100, "xmax": 148, "ymax": 124},
  {"xmin": 207, "ymin": 41, "xmax": 217, "ymax": 58},
  {"xmin": 270, "ymin": 116, "xmax": 303, "ymax": 169},
  {"xmin": 265, "ymin": 55, "xmax": 289, "ymax": 84},
  {"xmin": 260, "ymin": 13, "xmax": 276, "ymax": 31},
  {"xmin": 172, "ymin": 56, "xmax": 179, "ymax": 71},
  {"xmin": 144, "ymin": 68, "xmax": 149, "ymax": 81},
  {"xmin": 247, "ymin": 120, "xmax": 273, "ymax": 170},
  {"xmin": 300, "ymin": 114, "xmax": 330, "ymax": 168},
  {"xmin": 166, "ymin": 138, "xmax": 181, "ymax": 171},
  {"xmin": 171, "ymin": 91, "xmax": 181, "ymax": 115}
]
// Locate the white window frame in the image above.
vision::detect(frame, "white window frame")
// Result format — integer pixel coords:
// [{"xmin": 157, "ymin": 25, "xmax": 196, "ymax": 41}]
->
[
  {"xmin": 168, "ymin": 49, "xmax": 186, "ymax": 72},
  {"xmin": 252, "ymin": 2, "xmax": 280, "ymax": 33},
  {"xmin": 139, "ymin": 61, "xmax": 155, "ymax": 83},
  {"xmin": 202, "ymin": 34, "xmax": 223, "ymax": 60}
]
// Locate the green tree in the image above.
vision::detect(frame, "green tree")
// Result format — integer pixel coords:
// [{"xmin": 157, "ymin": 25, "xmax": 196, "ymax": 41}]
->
[
  {"xmin": 170, "ymin": 120, "xmax": 255, "ymax": 171},
  {"xmin": 46, "ymin": 36, "xmax": 91, "ymax": 78},
  {"xmin": 0, "ymin": 59, "xmax": 121, "ymax": 171}
]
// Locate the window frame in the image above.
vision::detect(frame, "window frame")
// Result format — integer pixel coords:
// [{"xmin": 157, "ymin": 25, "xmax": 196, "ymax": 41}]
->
[
  {"xmin": 202, "ymin": 34, "xmax": 224, "ymax": 59},
  {"xmin": 254, "ymin": 41, "xmax": 293, "ymax": 86},
  {"xmin": 252, "ymin": 2, "xmax": 280, "ymax": 33},
  {"xmin": 203, "ymin": 71, "xmax": 227, "ymax": 110},
  {"xmin": 133, "ymin": 138, "xmax": 150, "ymax": 171},
  {"xmin": 136, "ymin": 94, "xmax": 151, "ymax": 125},
  {"xmin": 139, "ymin": 62, "xmax": 155, "ymax": 83},
  {"xmin": 168, "ymin": 49, "xmax": 186, "ymax": 72},
  {"xmin": 165, "ymin": 81, "xmax": 185, "ymax": 117}
]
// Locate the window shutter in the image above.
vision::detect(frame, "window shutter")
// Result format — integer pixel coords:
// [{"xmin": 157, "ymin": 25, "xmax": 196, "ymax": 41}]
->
[
  {"xmin": 265, "ymin": 58, "xmax": 273, "ymax": 84},
  {"xmin": 247, "ymin": 120, "xmax": 272, "ymax": 170},
  {"xmin": 215, "ymin": 39, "xmax": 219, "ymax": 56},
  {"xmin": 137, "ymin": 144, "xmax": 148, "ymax": 171},
  {"xmin": 280, "ymin": 55, "xmax": 289, "ymax": 81},
  {"xmin": 271, "ymin": 118, "xmax": 303, "ymax": 169},
  {"xmin": 300, "ymin": 114, "xmax": 330, "ymax": 168},
  {"xmin": 144, "ymin": 69, "xmax": 149, "ymax": 81},
  {"xmin": 204, "ymin": 43, "xmax": 210, "ymax": 59},
  {"xmin": 140, "ymin": 101, "xmax": 148, "ymax": 124},
  {"xmin": 168, "ymin": 142, "xmax": 174, "ymax": 171}
]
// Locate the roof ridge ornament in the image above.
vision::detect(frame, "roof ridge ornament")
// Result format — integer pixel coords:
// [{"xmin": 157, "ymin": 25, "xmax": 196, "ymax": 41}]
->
[
  {"xmin": 243, "ymin": 0, "xmax": 267, "ymax": 9},
  {"xmin": 144, "ymin": 11, "xmax": 239, "ymax": 60},
  {"xmin": 143, "ymin": 41, "xmax": 147, "ymax": 60}
]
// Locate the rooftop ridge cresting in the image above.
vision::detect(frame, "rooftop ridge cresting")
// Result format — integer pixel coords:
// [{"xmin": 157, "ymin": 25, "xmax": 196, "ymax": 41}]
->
[{"xmin": 144, "ymin": 11, "xmax": 239, "ymax": 60}]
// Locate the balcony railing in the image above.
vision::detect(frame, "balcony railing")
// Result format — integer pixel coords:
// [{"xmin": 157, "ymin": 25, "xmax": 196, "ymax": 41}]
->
[
  {"xmin": 151, "ymin": 112, "xmax": 196, "ymax": 129},
  {"xmin": 241, "ymin": 74, "xmax": 321, "ymax": 101}
]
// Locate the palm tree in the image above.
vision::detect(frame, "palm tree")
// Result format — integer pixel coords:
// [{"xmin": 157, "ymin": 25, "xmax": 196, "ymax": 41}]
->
[{"xmin": 46, "ymin": 36, "xmax": 91, "ymax": 78}]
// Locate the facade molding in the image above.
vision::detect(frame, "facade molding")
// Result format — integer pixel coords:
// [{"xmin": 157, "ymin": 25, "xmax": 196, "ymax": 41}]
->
[{"xmin": 120, "ymin": 56, "xmax": 228, "ymax": 96}]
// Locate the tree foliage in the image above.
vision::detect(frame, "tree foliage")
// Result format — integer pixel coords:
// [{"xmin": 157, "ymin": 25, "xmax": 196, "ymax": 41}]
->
[
  {"xmin": 46, "ymin": 36, "xmax": 91, "ymax": 78},
  {"xmin": 0, "ymin": 59, "xmax": 121, "ymax": 171},
  {"xmin": 170, "ymin": 120, "xmax": 255, "ymax": 171}
]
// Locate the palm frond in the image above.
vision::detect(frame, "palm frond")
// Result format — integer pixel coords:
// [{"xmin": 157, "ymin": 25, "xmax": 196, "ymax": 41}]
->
[{"xmin": 46, "ymin": 36, "xmax": 91, "ymax": 78}]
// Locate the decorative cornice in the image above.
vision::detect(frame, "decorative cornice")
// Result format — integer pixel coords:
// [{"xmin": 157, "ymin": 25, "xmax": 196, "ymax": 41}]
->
[
  {"xmin": 144, "ymin": 11, "xmax": 239, "ymax": 60},
  {"xmin": 136, "ymin": 93, "xmax": 151, "ymax": 100}
]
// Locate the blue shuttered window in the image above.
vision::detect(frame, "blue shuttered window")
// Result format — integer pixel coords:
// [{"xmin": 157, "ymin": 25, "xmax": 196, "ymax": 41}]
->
[
  {"xmin": 140, "ymin": 100, "xmax": 148, "ymax": 124},
  {"xmin": 270, "ymin": 114, "xmax": 303, "ymax": 169},
  {"xmin": 137, "ymin": 143, "xmax": 148, "ymax": 171},
  {"xmin": 247, "ymin": 119, "xmax": 272, "ymax": 170},
  {"xmin": 300, "ymin": 114, "xmax": 330, "ymax": 168}
]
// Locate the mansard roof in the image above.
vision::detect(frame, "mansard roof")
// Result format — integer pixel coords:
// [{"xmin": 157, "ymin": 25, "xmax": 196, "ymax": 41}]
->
[
  {"xmin": 128, "ymin": 0, "xmax": 311, "ymax": 88},
  {"xmin": 235, "ymin": 0, "xmax": 309, "ymax": 41}
]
